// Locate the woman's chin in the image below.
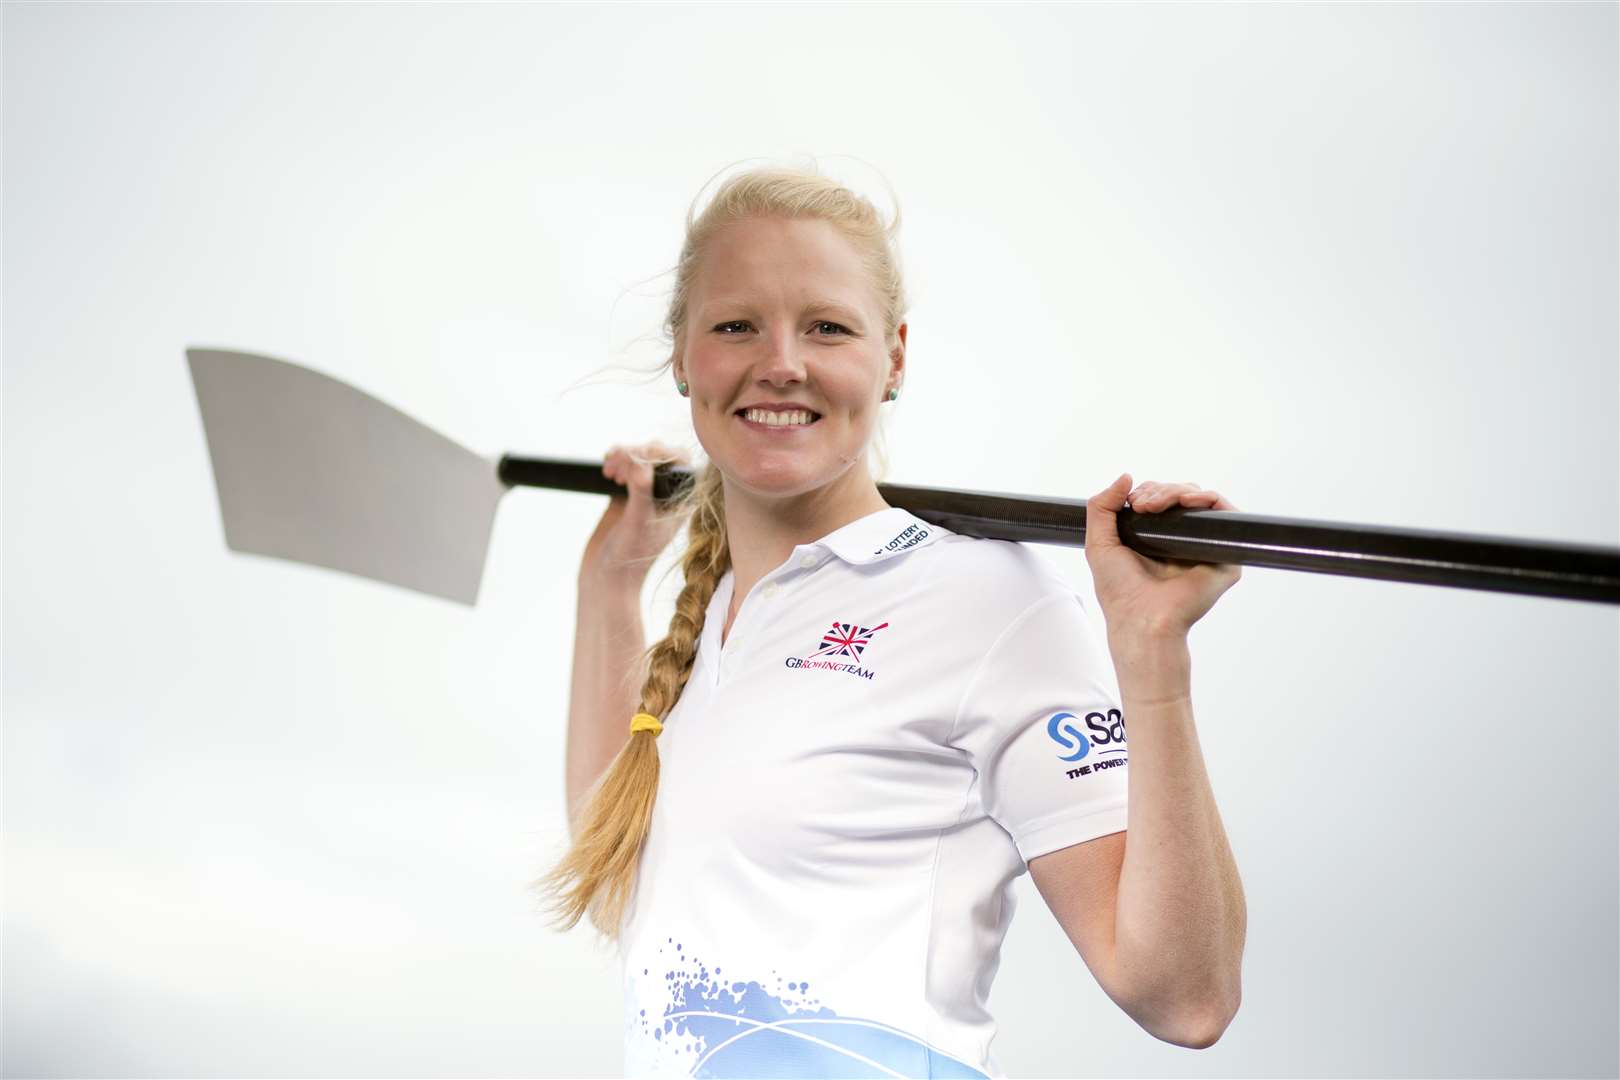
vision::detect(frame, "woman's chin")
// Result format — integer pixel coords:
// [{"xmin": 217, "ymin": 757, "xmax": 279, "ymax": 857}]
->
[{"xmin": 723, "ymin": 458, "xmax": 837, "ymax": 498}]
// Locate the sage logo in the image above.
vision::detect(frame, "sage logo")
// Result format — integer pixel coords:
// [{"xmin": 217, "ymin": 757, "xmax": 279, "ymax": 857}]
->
[{"xmin": 1047, "ymin": 708, "xmax": 1127, "ymax": 762}]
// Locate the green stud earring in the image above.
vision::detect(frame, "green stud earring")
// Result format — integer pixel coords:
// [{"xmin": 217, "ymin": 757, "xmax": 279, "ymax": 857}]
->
[
  {"xmin": 677, "ymin": 380, "xmax": 688, "ymax": 396},
  {"xmin": 887, "ymin": 387, "xmax": 899, "ymax": 401}
]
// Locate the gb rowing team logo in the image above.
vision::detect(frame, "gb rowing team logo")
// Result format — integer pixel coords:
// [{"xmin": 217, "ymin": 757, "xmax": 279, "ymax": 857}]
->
[
  {"xmin": 1047, "ymin": 708, "xmax": 1129, "ymax": 779},
  {"xmin": 783, "ymin": 619, "xmax": 889, "ymax": 680}
]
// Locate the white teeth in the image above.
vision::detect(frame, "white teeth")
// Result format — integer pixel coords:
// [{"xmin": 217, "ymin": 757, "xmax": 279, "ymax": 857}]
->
[{"xmin": 742, "ymin": 408, "xmax": 815, "ymax": 427}]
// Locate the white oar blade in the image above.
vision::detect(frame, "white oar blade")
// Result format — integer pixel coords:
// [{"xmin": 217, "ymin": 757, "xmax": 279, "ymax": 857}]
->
[{"xmin": 186, "ymin": 346, "xmax": 507, "ymax": 606}]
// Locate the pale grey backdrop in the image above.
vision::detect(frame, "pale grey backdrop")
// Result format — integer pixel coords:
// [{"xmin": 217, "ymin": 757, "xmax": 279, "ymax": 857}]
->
[{"xmin": 4, "ymin": 2, "xmax": 1617, "ymax": 1078}]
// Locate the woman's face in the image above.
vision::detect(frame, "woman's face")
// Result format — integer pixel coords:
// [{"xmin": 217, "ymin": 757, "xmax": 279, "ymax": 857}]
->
[{"xmin": 674, "ymin": 215, "xmax": 905, "ymax": 505}]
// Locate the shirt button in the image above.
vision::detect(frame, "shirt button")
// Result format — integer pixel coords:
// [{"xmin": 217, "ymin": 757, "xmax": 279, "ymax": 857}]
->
[
  {"xmin": 799, "ymin": 553, "xmax": 819, "ymax": 569},
  {"xmin": 762, "ymin": 581, "xmax": 779, "ymax": 598}
]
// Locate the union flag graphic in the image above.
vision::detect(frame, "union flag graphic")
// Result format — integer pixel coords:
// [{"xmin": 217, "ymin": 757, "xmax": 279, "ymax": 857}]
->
[{"xmin": 809, "ymin": 620, "xmax": 890, "ymax": 660}]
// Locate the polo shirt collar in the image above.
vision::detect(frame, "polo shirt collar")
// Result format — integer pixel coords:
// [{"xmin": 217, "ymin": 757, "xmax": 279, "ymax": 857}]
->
[{"xmin": 813, "ymin": 505, "xmax": 946, "ymax": 566}]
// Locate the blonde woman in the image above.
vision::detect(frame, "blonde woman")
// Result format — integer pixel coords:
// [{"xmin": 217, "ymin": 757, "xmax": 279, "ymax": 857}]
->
[{"xmin": 535, "ymin": 163, "xmax": 1247, "ymax": 1078}]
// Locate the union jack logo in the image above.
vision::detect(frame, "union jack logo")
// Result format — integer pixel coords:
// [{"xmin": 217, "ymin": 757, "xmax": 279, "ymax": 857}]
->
[{"xmin": 809, "ymin": 620, "xmax": 890, "ymax": 660}]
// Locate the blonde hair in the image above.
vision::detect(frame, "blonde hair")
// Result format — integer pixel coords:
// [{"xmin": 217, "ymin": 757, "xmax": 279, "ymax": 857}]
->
[{"xmin": 529, "ymin": 158, "xmax": 911, "ymax": 945}]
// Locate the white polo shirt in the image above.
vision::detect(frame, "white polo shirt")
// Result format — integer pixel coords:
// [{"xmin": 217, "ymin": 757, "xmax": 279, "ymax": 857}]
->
[{"xmin": 619, "ymin": 505, "xmax": 1130, "ymax": 1079}]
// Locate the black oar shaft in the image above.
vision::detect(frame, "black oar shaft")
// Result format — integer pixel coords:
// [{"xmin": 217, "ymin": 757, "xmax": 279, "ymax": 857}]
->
[{"xmin": 496, "ymin": 455, "xmax": 1620, "ymax": 606}]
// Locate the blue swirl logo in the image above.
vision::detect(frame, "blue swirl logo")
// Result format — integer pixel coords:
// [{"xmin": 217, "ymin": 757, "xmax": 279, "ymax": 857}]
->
[{"xmin": 1046, "ymin": 711, "xmax": 1092, "ymax": 761}]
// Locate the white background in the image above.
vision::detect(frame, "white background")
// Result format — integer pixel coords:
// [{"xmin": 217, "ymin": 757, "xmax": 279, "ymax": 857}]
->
[{"xmin": 5, "ymin": 2, "xmax": 1616, "ymax": 1077}]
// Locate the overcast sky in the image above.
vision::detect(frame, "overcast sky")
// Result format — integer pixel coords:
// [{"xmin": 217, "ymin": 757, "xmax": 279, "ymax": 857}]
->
[{"xmin": 5, "ymin": 2, "xmax": 1616, "ymax": 1077}]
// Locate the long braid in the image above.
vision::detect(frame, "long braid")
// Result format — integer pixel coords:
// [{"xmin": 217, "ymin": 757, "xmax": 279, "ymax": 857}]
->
[{"xmin": 529, "ymin": 465, "xmax": 729, "ymax": 941}]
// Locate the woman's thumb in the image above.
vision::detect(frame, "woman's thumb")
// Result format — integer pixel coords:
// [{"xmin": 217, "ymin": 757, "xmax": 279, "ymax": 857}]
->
[
  {"xmin": 1085, "ymin": 472, "xmax": 1132, "ymax": 550},
  {"xmin": 1092, "ymin": 472, "xmax": 1132, "ymax": 512}
]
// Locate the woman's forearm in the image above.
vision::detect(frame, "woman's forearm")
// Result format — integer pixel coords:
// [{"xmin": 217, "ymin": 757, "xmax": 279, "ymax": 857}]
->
[
  {"xmin": 1109, "ymin": 632, "xmax": 1247, "ymax": 1044},
  {"xmin": 564, "ymin": 574, "xmax": 647, "ymax": 838}
]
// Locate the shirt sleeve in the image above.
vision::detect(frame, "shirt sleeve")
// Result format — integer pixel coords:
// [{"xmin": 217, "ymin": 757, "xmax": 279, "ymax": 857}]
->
[{"xmin": 948, "ymin": 587, "xmax": 1130, "ymax": 865}]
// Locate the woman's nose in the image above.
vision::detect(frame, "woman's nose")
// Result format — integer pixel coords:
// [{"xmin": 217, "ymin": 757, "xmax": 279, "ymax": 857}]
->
[{"xmin": 754, "ymin": 333, "xmax": 809, "ymax": 383}]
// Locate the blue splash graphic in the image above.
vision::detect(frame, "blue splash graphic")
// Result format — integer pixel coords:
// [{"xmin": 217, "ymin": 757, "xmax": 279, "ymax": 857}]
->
[{"xmin": 632, "ymin": 938, "xmax": 988, "ymax": 1078}]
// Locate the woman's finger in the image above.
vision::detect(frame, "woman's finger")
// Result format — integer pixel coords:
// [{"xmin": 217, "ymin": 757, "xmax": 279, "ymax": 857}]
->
[
  {"xmin": 1130, "ymin": 481, "xmax": 1210, "ymax": 510},
  {"xmin": 626, "ymin": 442, "xmax": 677, "ymax": 501},
  {"xmin": 1176, "ymin": 489, "xmax": 1239, "ymax": 513}
]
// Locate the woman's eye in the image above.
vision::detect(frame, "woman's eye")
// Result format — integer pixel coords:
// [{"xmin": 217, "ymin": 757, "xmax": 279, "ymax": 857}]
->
[{"xmin": 711, "ymin": 320, "xmax": 850, "ymax": 336}]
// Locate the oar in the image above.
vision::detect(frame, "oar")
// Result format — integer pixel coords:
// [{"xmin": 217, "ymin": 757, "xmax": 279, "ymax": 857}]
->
[{"xmin": 186, "ymin": 346, "xmax": 1620, "ymax": 607}]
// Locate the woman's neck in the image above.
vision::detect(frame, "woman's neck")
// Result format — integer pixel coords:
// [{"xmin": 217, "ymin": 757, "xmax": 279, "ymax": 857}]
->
[{"xmin": 721, "ymin": 470, "xmax": 890, "ymax": 600}]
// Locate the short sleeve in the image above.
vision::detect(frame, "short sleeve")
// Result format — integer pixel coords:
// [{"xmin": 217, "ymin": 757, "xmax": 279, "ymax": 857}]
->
[{"xmin": 948, "ymin": 588, "xmax": 1129, "ymax": 864}]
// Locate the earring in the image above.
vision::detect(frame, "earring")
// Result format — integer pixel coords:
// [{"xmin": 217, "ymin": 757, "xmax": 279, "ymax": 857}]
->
[
  {"xmin": 677, "ymin": 380, "xmax": 689, "ymax": 396},
  {"xmin": 887, "ymin": 387, "xmax": 899, "ymax": 401}
]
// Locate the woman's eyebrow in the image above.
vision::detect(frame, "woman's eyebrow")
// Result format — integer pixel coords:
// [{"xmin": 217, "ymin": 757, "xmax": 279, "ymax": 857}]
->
[{"xmin": 702, "ymin": 297, "xmax": 864, "ymax": 321}]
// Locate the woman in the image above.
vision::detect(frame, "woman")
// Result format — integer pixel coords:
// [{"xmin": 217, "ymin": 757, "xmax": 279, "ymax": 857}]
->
[{"xmin": 534, "ymin": 163, "xmax": 1247, "ymax": 1077}]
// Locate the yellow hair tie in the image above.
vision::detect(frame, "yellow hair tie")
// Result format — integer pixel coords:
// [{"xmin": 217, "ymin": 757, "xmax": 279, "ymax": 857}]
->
[{"xmin": 630, "ymin": 711, "xmax": 663, "ymax": 737}]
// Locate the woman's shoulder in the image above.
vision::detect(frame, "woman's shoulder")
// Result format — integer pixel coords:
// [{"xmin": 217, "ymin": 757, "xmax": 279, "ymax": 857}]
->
[{"xmin": 924, "ymin": 532, "xmax": 1079, "ymax": 614}]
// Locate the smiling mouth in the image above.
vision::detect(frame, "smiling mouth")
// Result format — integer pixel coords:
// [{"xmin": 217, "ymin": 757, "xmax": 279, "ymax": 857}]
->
[{"xmin": 735, "ymin": 409, "xmax": 822, "ymax": 428}]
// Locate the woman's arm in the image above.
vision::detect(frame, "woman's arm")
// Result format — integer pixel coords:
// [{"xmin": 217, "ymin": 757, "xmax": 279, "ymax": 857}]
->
[
  {"xmin": 564, "ymin": 572, "xmax": 647, "ymax": 840},
  {"xmin": 1109, "ymin": 632, "xmax": 1246, "ymax": 1048}
]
